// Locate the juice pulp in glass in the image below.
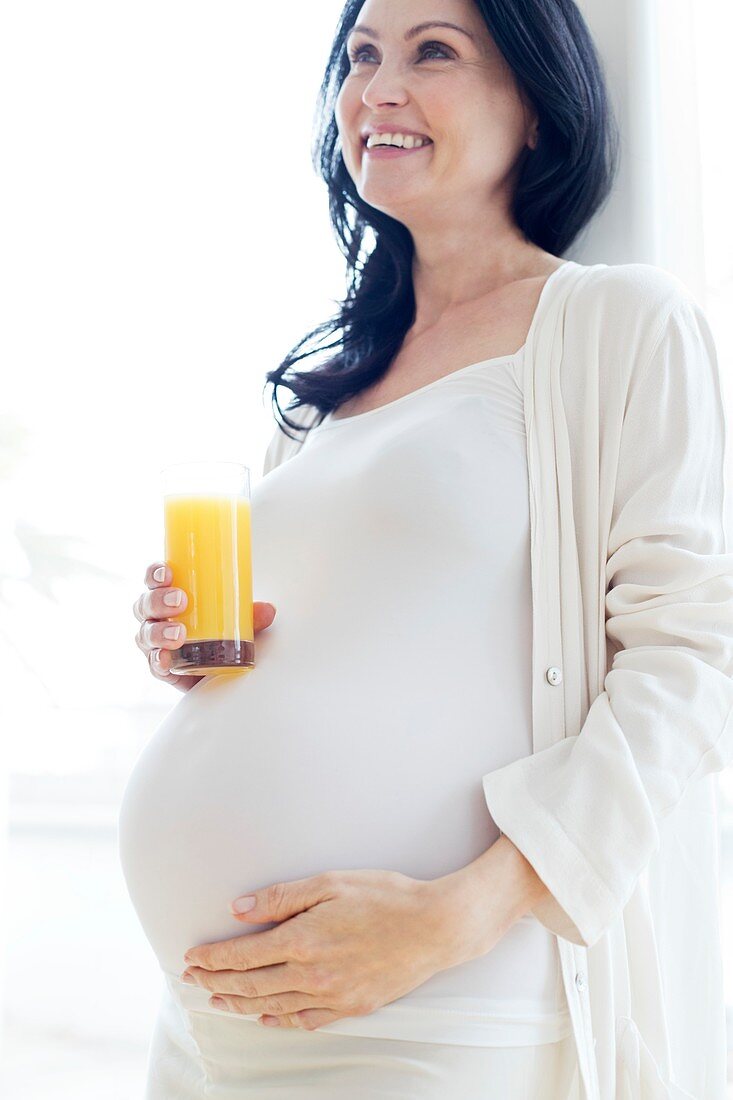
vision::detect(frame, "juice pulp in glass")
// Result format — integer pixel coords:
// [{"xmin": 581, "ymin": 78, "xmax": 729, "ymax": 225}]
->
[{"xmin": 164, "ymin": 492, "xmax": 254, "ymax": 675}]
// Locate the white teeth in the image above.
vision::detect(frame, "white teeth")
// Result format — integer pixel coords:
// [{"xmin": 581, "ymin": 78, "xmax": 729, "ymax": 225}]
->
[{"xmin": 365, "ymin": 132, "xmax": 432, "ymax": 149}]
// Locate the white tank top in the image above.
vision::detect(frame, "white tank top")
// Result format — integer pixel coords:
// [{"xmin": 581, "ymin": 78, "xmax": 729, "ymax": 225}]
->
[{"xmin": 118, "ymin": 346, "xmax": 572, "ymax": 1046}]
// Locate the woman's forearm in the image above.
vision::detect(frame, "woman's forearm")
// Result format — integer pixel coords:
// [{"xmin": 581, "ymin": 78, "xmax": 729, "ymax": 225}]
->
[
  {"xmin": 475, "ymin": 833, "xmax": 552, "ymax": 915},
  {"xmin": 426, "ymin": 834, "xmax": 551, "ymax": 970}
]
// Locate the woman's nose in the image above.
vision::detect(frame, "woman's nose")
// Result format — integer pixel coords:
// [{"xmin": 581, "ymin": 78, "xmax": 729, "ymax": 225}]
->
[{"xmin": 361, "ymin": 65, "xmax": 411, "ymax": 108}]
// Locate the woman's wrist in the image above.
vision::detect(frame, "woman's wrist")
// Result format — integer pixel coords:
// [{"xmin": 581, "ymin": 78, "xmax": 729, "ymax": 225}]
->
[{"xmin": 423, "ymin": 835, "xmax": 550, "ymax": 970}]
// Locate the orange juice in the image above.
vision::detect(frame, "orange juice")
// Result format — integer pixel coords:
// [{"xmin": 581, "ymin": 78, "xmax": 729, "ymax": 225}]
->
[{"xmin": 164, "ymin": 492, "xmax": 255, "ymax": 675}]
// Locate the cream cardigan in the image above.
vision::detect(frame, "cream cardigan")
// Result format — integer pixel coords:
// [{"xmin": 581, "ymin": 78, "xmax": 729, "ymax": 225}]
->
[{"xmin": 261, "ymin": 260, "xmax": 733, "ymax": 1099}]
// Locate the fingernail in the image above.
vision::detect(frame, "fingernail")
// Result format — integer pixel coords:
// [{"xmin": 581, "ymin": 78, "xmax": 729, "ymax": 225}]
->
[
  {"xmin": 153, "ymin": 566, "xmax": 166, "ymax": 582},
  {"xmin": 163, "ymin": 625, "xmax": 181, "ymax": 640},
  {"xmin": 267, "ymin": 603, "xmax": 277, "ymax": 614},
  {"xmin": 164, "ymin": 590, "xmax": 182, "ymax": 607},
  {"xmin": 153, "ymin": 651, "xmax": 170, "ymax": 675},
  {"xmin": 181, "ymin": 971, "xmax": 195, "ymax": 984},
  {"xmin": 231, "ymin": 895, "xmax": 257, "ymax": 913}
]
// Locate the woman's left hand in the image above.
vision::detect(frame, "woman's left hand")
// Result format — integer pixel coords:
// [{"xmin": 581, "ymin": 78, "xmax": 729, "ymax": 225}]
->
[{"xmin": 180, "ymin": 867, "xmax": 487, "ymax": 1031}]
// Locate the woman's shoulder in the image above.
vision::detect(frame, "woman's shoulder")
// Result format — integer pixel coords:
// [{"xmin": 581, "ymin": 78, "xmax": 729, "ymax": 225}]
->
[
  {"xmin": 572, "ymin": 260, "xmax": 700, "ymax": 320},
  {"xmin": 261, "ymin": 401, "xmax": 321, "ymax": 477},
  {"xmin": 564, "ymin": 261, "xmax": 708, "ymax": 370}
]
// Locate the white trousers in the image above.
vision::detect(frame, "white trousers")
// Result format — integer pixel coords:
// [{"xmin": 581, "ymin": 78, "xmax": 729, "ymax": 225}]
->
[{"xmin": 143, "ymin": 989, "xmax": 582, "ymax": 1099}]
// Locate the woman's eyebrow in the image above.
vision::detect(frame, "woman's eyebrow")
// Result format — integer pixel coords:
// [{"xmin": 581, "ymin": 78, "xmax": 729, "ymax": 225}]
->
[{"xmin": 347, "ymin": 21, "xmax": 476, "ymax": 44}]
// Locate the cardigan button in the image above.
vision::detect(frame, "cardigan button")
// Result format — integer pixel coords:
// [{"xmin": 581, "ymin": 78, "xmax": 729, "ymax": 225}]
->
[
  {"xmin": 545, "ymin": 666, "xmax": 563, "ymax": 686},
  {"xmin": 575, "ymin": 971, "xmax": 587, "ymax": 992}
]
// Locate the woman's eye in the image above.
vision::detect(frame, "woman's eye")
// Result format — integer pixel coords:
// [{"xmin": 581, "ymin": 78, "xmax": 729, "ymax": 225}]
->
[{"xmin": 348, "ymin": 41, "xmax": 452, "ymax": 64}]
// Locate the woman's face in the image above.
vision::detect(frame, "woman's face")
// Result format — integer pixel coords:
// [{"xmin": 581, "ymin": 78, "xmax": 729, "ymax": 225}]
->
[{"xmin": 335, "ymin": 0, "xmax": 537, "ymax": 227}]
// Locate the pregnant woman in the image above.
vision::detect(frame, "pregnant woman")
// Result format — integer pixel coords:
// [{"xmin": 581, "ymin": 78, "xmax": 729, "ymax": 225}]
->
[{"xmin": 121, "ymin": 0, "xmax": 733, "ymax": 1097}]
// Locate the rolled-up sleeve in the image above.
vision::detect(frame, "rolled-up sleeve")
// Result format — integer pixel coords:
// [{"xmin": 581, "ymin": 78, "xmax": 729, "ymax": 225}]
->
[{"xmin": 481, "ymin": 293, "xmax": 733, "ymax": 948}]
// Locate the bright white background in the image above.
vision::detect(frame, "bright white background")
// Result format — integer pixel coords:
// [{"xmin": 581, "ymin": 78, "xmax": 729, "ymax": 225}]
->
[{"xmin": 1, "ymin": 1, "xmax": 731, "ymax": 1096}]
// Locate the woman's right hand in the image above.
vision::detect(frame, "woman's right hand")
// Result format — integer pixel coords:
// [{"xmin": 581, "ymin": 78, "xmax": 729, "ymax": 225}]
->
[{"xmin": 133, "ymin": 562, "xmax": 277, "ymax": 693}]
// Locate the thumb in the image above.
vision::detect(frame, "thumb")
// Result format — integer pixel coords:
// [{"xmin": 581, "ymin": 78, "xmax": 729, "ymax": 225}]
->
[{"xmin": 229, "ymin": 874, "xmax": 331, "ymax": 921}]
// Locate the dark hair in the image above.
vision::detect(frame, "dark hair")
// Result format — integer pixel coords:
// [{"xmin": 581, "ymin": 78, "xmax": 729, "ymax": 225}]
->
[{"xmin": 263, "ymin": 0, "xmax": 620, "ymax": 441}]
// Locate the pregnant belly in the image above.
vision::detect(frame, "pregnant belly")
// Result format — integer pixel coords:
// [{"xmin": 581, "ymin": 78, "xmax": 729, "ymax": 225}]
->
[
  {"xmin": 118, "ymin": 673, "xmax": 337, "ymax": 979},
  {"xmin": 117, "ymin": 655, "xmax": 511, "ymax": 985}
]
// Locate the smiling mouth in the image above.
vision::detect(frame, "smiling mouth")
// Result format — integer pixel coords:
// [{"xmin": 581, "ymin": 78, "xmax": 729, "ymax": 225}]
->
[{"xmin": 361, "ymin": 136, "xmax": 434, "ymax": 149}]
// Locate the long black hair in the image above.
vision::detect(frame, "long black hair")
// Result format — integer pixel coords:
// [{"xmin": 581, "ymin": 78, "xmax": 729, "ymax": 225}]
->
[{"xmin": 263, "ymin": 0, "xmax": 620, "ymax": 440}]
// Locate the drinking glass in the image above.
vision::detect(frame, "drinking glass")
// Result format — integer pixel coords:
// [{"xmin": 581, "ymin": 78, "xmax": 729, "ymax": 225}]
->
[{"xmin": 161, "ymin": 461, "xmax": 255, "ymax": 675}]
